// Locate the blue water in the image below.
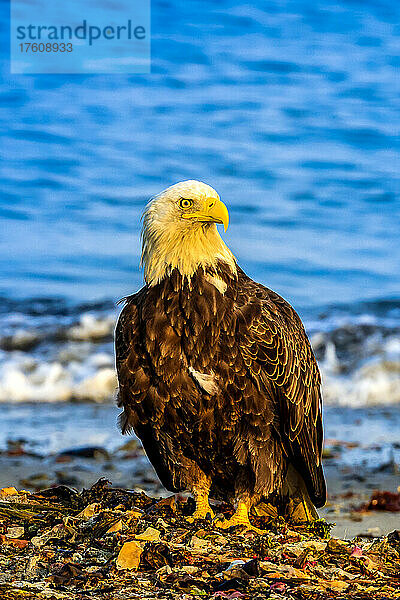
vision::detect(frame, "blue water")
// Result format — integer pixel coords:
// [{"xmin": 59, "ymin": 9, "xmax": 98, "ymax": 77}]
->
[{"xmin": 1, "ymin": 0, "xmax": 400, "ymax": 311}]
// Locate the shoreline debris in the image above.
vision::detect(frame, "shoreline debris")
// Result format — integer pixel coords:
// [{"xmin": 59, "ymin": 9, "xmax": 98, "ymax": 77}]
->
[{"xmin": 0, "ymin": 478, "xmax": 398, "ymax": 599}]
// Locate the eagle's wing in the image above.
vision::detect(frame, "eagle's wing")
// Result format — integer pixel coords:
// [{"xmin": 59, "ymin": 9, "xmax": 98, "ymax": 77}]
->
[
  {"xmin": 115, "ymin": 288, "xmax": 181, "ymax": 492},
  {"xmin": 115, "ymin": 288, "xmax": 148, "ymax": 436},
  {"xmin": 237, "ymin": 273, "xmax": 326, "ymax": 507}
]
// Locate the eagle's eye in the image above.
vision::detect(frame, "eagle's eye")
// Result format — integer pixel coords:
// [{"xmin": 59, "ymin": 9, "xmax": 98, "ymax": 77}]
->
[{"xmin": 179, "ymin": 198, "xmax": 193, "ymax": 209}]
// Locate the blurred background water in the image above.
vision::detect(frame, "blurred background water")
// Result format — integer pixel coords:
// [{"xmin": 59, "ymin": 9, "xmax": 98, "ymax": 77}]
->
[{"xmin": 0, "ymin": 1, "xmax": 400, "ymax": 451}]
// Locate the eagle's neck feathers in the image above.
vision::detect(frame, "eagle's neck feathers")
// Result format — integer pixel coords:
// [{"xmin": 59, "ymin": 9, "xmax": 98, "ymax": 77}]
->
[{"xmin": 141, "ymin": 218, "xmax": 237, "ymax": 286}]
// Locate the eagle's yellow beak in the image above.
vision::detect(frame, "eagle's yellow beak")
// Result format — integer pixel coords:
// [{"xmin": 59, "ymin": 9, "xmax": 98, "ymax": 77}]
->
[{"xmin": 182, "ymin": 198, "xmax": 229, "ymax": 232}]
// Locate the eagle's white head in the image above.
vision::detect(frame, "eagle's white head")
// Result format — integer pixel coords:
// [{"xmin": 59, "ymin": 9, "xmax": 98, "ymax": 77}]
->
[{"xmin": 141, "ymin": 180, "xmax": 236, "ymax": 286}]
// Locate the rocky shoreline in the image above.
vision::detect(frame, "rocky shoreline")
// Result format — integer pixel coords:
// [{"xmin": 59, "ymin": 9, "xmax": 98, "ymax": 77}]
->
[
  {"xmin": 0, "ymin": 478, "xmax": 399, "ymax": 600},
  {"xmin": 0, "ymin": 437, "xmax": 399, "ymax": 599}
]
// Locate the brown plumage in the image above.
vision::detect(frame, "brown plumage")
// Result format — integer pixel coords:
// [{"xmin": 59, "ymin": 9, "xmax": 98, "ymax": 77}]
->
[{"xmin": 115, "ymin": 180, "xmax": 325, "ymax": 525}]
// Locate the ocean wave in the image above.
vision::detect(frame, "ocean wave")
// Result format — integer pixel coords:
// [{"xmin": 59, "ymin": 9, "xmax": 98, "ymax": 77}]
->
[
  {"xmin": 0, "ymin": 351, "xmax": 117, "ymax": 403},
  {"xmin": 311, "ymin": 306, "xmax": 400, "ymax": 406},
  {"xmin": 0, "ymin": 301, "xmax": 117, "ymax": 403},
  {"xmin": 0, "ymin": 297, "xmax": 399, "ymax": 406},
  {"xmin": 322, "ymin": 360, "xmax": 400, "ymax": 407}
]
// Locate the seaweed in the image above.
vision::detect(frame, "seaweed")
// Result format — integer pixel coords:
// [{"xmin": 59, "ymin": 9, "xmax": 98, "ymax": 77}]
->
[{"xmin": 0, "ymin": 479, "xmax": 398, "ymax": 599}]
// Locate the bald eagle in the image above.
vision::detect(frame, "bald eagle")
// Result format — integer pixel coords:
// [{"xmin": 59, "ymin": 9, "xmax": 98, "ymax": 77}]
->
[{"xmin": 116, "ymin": 180, "xmax": 325, "ymax": 528}]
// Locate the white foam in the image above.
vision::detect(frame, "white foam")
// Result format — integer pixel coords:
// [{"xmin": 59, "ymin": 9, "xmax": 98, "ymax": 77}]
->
[
  {"xmin": 75, "ymin": 367, "xmax": 117, "ymax": 401},
  {"xmin": 322, "ymin": 353, "xmax": 400, "ymax": 407},
  {"xmin": 0, "ymin": 351, "xmax": 117, "ymax": 403},
  {"xmin": 67, "ymin": 313, "xmax": 115, "ymax": 341}
]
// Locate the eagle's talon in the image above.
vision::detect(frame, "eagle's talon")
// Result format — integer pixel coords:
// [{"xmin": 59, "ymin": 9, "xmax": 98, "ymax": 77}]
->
[
  {"xmin": 215, "ymin": 516, "xmax": 265, "ymax": 534},
  {"xmin": 187, "ymin": 484, "xmax": 215, "ymax": 522},
  {"xmin": 186, "ymin": 508, "xmax": 215, "ymax": 523},
  {"xmin": 214, "ymin": 501, "xmax": 265, "ymax": 534}
]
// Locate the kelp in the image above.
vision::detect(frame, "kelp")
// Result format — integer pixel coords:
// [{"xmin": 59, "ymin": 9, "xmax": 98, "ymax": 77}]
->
[{"xmin": 0, "ymin": 479, "xmax": 399, "ymax": 600}]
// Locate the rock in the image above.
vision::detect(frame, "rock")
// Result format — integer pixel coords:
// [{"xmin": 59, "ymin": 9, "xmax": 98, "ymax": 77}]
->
[
  {"xmin": 326, "ymin": 538, "xmax": 349, "ymax": 554},
  {"xmin": 31, "ymin": 523, "xmax": 66, "ymax": 548},
  {"xmin": 156, "ymin": 565, "xmax": 173, "ymax": 582},
  {"xmin": 147, "ymin": 495, "xmax": 177, "ymax": 514},
  {"xmin": 325, "ymin": 580, "xmax": 350, "ymax": 592},
  {"xmin": 116, "ymin": 540, "xmax": 143, "ymax": 570},
  {"xmin": 387, "ymin": 529, "xmax": 400, "ymax": 544},
  {"xmin": 57, "ymin": 446, "xmax": 111, "ymax": 461},
  {"xmin": 5, "ymin": 526, "xmax": 25, "ymax": 539},
  {"xmin": 181, "ymin": 565, "xmax": 198, "ymax": 574},
  {"xmin": 241, "ymin": 558, "xmax": 259, "ymax": 576},
  {"xmin": 190, "ymin": 536, "xmax": 211, "ymax": 550},
  {"xmin": 224, "ymin": 559, "xmax": 246, "ymax": 572},
  {"xmin": 350, "ymin": 546, "xmax": 363, "ymax": 558},
  {"xmin": 135, "ymin": 526, "xmax": 161, "ymax": 541},
  {"xmin": 0, "ymin": 535, "xmax": 29, "ymax": 549},
  {"xmin": 0, "ymin": 487, "xmax": 19, "ymax": 498},
  {"xmin": 77, "ymin": 503, "xmax": 100, "ymax": 519},
  {"xmin": 106, "ymin": 520, "xmax": 122, "ymax": 533}
]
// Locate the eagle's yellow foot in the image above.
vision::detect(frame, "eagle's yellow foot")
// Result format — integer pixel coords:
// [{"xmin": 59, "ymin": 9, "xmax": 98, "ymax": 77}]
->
[
  {"xmin": 187, "ymin": 506, "xmax": 215, "ymax": 522},
  {"xmin": 187, "ymin": 490, "xmax": 215, "ymax": 522},
  {"xmin": 215, "ymin": 501, "xmax": 264, "ymax": 534}
]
